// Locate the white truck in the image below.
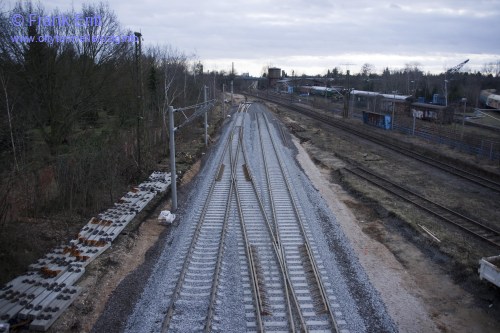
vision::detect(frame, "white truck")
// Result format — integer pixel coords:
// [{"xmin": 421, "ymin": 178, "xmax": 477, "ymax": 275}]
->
[
  {"xmin": 0, "ymin": 322, "xmax": 9, "ymax": 333},
  {"xmin": 478, "ymin": 255, "xmax": 500, "ymax": 287}
]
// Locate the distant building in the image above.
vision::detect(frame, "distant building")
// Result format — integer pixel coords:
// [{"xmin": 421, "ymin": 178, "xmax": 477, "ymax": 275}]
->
[
  {"xmin": 351, "ymin": 90, "xmax": 454, "ymax": 124},
  {"xmin": 268, "ymin": 67, "xmax": 281, "ymax": 88}
]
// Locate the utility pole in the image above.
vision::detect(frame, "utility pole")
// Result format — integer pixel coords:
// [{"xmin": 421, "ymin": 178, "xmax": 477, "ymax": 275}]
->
[
  {"xmin": 168, "ymin": 105, "xmax": 177, "ymax": 211},
  {"xmin": 461, "ymin": 97, "xmax": 467, "ymax": 139},
  {"xmin": 213, "ymin": 73, "xmax": 216, "ymax": 100},
  {"xmin": 392, "ymin": 91, "xmax": 396, "ymax": 130},
  {"xmin": 134, "ymin": 31, "xmax": 143, "ymax": 172},
  {"xmin": 444, "ymin": 79, "xmax": 449, "ymax": 107},
  {"xmin": 222, "ymin": 83, "xmax": 226, "ymax": 118},
  {"xmin": 412, "ymin": 113, "xmax": 416, "ymax": 135},
  {"xmin": 183, "ymin": 71, "xmax": 187, "ymax": 102},
  {"xmin": 343, "ymin": 70, "xmax": 350, "ymax": 118},
  {"xmin": 204, "ymin": 85, "xmax": 208, "ymax": 147},
  {"xmin": 407, "ymin": 70, "xmax": 410, "ymax": 95},
  {"xmin": 231, "ymin": 80, "xmax": 234, "ymax": 105}
]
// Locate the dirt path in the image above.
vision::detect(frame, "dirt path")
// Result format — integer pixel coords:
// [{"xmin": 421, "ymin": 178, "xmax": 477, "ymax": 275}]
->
[{"xmin": 292, "ymin": 137, "xmax": 499, "ymax": 333}]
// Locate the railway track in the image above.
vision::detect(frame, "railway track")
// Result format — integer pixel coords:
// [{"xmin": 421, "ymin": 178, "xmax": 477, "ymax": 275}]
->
[
  {"xmin": 255, "ymin": 111, "xmax": 341, "ymax": 331},
  {"xmin": 252, "ymin": 93, "xmax": 500, "ymax": 194},
  {"xmin": 344, "ymin": 166, "xmax": 500, "ymax": 248},
  {"xmin": 161, "ymin": 111, "xmax": 241, "ymax": 332},
  {"xmin": 232, "ymin": 125, "xmax": 293, "ymax": 332},
  {"xmin": 160, "ymin": 103, "xmax": 346, "ymax": 332}
]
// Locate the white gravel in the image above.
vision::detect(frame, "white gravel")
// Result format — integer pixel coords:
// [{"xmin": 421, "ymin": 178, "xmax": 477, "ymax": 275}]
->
[
  {"xmin": 121, "ymin": 103, "xmax": 399, "ymax": 332},
  {"xmin": 250, "ymin": 104, "xmax": 397, "ymax": 332},
  {"xmin": 123, "ymin": 114, "xmax": 235, "ymax": 333}
]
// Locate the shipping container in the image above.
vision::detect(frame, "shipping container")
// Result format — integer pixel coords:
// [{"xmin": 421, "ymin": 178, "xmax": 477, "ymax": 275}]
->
[{"xmin": 362, "ymin": 111, "xmax": 392, "ymax": 130}]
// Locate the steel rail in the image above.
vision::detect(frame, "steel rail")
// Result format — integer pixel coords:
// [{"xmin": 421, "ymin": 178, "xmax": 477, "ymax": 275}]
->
[
  {"xmin": 256, "ymin": 112, "xmax": 307, "ymax": 332},
  {"xmin": 260, "ymin": 112, "xmax": 340, "ymax": 332},
  {"xmin": 344, "ymin": 167, "xmax": 500, "ymax": 248},
  {"xmin": 233, "ymin": 104, "xmax": 295, "ymax": 331},
  {"xmin": 161, "ymin": 117, "xmax": 238, "ymax": 333},
  {"xmin": 233, "ymin": 144, "xmax": 266, "ymax": 331},
  {"xmin": 204, "ymin": 123, "xmax": 242, "ymax": 332},
  {"xmin": 238, "ymin": 113, "xmax": 298, "ymax": 332},
  {"xmin": 252, "ymin": 93, "xmax": 500, "ymax": 194},
  {"xmin": 231, "ymin": 115, "xmax": 266, "ymax": 332}
]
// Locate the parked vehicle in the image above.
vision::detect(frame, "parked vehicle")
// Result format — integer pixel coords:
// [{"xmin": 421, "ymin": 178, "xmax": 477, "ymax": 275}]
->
[{"xmin": 478, "ymin": 255, "xmax": 500, "ymax": 287}]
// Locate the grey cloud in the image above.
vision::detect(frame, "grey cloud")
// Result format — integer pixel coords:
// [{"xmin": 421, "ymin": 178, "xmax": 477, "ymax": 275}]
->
[{"xmin": 28, "ymin": 0, "xmax": 500, "ymax": 74}]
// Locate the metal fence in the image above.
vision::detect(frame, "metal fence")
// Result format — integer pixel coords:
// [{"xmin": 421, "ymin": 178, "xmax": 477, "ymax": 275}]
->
[
  {"xmin": 393, "ymin": 117, "xmax": 500, "ymax": 161},
  {"xmin": 260, "ymin": 91, "xmax": 500, "ymax": 161}
]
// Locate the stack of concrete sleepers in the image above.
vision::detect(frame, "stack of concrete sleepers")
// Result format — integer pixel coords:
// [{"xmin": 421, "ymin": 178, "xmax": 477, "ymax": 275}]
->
[{"xmin": 0, "ymin": 172, "xmax": 171, "ymax": 331}]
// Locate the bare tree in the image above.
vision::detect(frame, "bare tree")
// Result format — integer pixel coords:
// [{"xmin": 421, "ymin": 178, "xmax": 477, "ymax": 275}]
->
[
  {"xmin": 0, "ymin": 71, "xmax": 19, "ymax": 171},
  {"xmin": 482, "ymin": 61, "xmax": 500, "ymax": 77},
  {"xmin": 360, "ymin": 63, "xmax": 375, "ymax": 77}
]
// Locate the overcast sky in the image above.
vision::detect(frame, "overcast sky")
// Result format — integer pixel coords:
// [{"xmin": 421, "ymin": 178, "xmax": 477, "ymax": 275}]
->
[{"xmin": 5, "ymin": 0, "xmax": 500, "ymax": 76}]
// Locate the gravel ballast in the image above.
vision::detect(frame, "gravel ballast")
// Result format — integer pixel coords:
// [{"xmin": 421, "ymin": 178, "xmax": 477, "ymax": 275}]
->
[{"xmin": 92, "ymin": 103, "xmax": 397, "ymax": 332}]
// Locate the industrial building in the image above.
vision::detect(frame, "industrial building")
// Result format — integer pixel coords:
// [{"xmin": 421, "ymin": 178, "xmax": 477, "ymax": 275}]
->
[{"xmin": 351, "ymin": 90, "xmax": 455, "ymax": 124}]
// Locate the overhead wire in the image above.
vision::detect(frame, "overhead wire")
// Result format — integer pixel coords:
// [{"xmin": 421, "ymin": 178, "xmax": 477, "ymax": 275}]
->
[{"xmin": 176, "ymin": 99, "xmax": 216, "ymax": 129}]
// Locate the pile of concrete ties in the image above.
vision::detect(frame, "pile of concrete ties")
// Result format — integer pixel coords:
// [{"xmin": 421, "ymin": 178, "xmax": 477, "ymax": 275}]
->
[{"xmin": 0, "ymin": 171, "xmax": 171, "ymax": 332}]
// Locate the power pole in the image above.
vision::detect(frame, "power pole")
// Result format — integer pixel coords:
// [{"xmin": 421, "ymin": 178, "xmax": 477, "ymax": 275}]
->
[
  {"xmin": 461, "ymin": 98, "xmax": 467, "ymax": 139},
  {"xmin": 343, "ymin": 70, "xmax": 350, "ymax": 118},
  {"xmin": 444, "ymin": 79, "xmax": 448, "ymax": 107},
  {"xmin": 204, "ymin": 85, "xmax": 208, "ymax": 147},
  {"xmin": 168, "ymin": 106, "xmax": 177, "ymax": 211},
  {"xmin": 134, "ymin": 32, "xmax": 143, "ymax": 172},
  {"xmin": 392, "ymin": 91, "xmax": 396, "ymax": 130},
  {"xmin": 183, "ymin": 71, "xmax": 187, "ymax": 102},
  {"xmin": 222, "ymin": 83, "xmax": 226, "ymax": 118},
  {"xmin": 211, "ymin": 74, "xmax": 215, "ymax": 124},
  {"xmin": 213, "ymin": 72, "xmax": 216, "ymax": 100},
  {"xmin": 230, "ymin": 80, "xmax": 234, "ymax": 105}
]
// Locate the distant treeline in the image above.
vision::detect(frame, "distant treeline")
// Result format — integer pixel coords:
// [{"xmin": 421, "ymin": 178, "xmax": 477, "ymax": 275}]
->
[{"xmin": 282, "ymin": 63, "xmax": 500, "ymax": 105}]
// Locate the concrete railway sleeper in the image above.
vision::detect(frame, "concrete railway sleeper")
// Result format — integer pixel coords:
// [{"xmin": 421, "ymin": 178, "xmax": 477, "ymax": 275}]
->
[
  {"xmin": 234, "ymin": 119, "xmax": 296, "ymax": 332},
  {"xmin": 230, "ymin": 121, "xmax": 266, "ymax": 332},
  {"xmin": 160, "ymin": 104, "xmax": 347, "ymax": 332},
  {"xmin": 256, "ymin": 111, "xmax": 341, "ymax": 332},
  {"xmin": 161, "ymin": 114, "xmax": 241, "ymax": 332},
  {"xmin": 204, "ymin": 125, "xmax": 242, "ymax": 332}
]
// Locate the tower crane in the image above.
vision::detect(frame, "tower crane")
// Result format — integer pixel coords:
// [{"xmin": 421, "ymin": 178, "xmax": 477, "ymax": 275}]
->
[{"xmin": 444, "ymin": 59, "xmax": 469, "ymax": 106}]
